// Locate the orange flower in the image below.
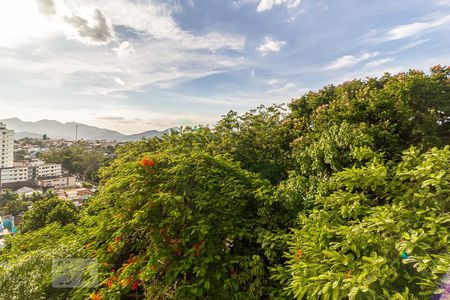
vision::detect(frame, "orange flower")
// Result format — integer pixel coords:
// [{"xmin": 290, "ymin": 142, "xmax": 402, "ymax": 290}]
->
[
  {"xmin": 114, "ymin": 236, "xmax": 121, "ymax": 242},
  {"xmin": 295, "ymin": 248, "xmax": 303, "ymax": 260},
  {"xmin": 168, "ymin": 238, "xmax": 179, "ymax": 245},
  {"xmin": 107, "ymin": 244, "xmax": 115, "ymax": 253},
  {"xmin": 345, "ymin": 271, "xmax": 351, "ymax": 279},
  {"xmin": 106, "ymin": 280, "xmax": 113, "ymax": 288},
  {"xmin": 91, "ymin": 292, "xmax": 102, "ymax": 300},
  {"xmin": 151, "ymin": 264, "xmax": 157, "ymax": 272},
  {"xmin": 192, "ymin": 240, "xmax": 205, "ymax": 256},
  {"xmin": 141, "ymin": 157, "xmax": 156, "ymax": 168}
]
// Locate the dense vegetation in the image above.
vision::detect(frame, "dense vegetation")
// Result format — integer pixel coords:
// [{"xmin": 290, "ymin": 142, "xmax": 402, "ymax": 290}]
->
[
  {"xmin": 0, "ymin": 189, "xmax": 54, "ymax": 216},
  {"xmin": 0, "ymin": 67, "xmax": 449, "ymax": 299},
  {"xmin": 39, "ymin": 143, "xmax": 111, "ymax": 182}
]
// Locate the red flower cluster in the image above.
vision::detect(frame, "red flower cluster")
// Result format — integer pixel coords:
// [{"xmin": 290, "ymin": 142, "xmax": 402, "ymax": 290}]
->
[
  {"xmin": 141, "ymin": 157, "xmax": 156, "ymax": 168},
  {"xmin": 150, "ymin": 264, "xmax": 157, "ymax": 272},
  {"xmin": 91, "ymin": 292, "xmax": 102, "ymax": 300},
  {"xmin": 193, "ymin": 241, "xmax": 204, "ymax": 257},
  {"xmin": 295, "ymin": 248, "xmax": 303, "ymax": 260},
  {"xmin": 131, "ymin": 279, "xmax": 143, "ymax": 291},
  {"xmin": 106, "ymin": 280, "xmax": 113, "ymax": 288},
  {"xmin": 127, "ymin": 254, "xmax": 140, "ymax": 264}
]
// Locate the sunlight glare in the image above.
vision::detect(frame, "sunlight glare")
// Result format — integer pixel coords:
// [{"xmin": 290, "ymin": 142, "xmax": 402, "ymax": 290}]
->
[{"xmin": 0, "ymin": 0, "xmax": 57, "ymax": 47}]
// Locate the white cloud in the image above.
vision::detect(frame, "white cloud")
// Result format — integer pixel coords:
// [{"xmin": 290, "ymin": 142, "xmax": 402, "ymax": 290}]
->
[
  {"xmin": 0, "ymin": 0, "xmax": 248, "ymax": 97},
  {"xmin": 327, "ymin": 52, "xmax": 378, "ymax": 70},
  {"xmin": 0, "ymin": 0, "xmax": 58, "ymax": 48},
  {"xmin": 256, "ymin": 0, "xmax": 301, "ymax": 12},
  {"xmin": 365, "ymin": 58, "xmax": 394, "ymax": 68},
  {"xmin": 257, "ymin": 36, "xmax": 286, "ymax": 55},
  {"xmin": 0, "ymin": 38, "xmax": 249, "ymax": 96},
  {"xmin": 266, "ymin": 81, "xmax": 308, "ymax": 98},
  {"xmin": 114, "ymin": 78, "xmax": 125, "ymax": 86},
  {"xmin": 87, "ymin": 0, "xmax": 245, "ymax": 51},
  {"xmin": 112, "ymin": 41, "xmax": 135, "ymax": 58},
  {"xmin": 437, "ymin": 0, "xmax": 450, "ymax": 6},
  {"xmin": 35, "ymin": 0, "xmax": 116, "ymax": 45},
  {"xmin": 383, "ymin": 14, "xmax": 450, "ymax": 41},
  {"xmin": 268, "ymin": 78, "xmax": 281, "ymax": 85}
]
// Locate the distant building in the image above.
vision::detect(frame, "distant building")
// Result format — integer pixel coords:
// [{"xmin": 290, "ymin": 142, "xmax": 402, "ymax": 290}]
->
[
  {"xmin": 57, "ymin": 187, "xmax": 93, "ymax": 207},
  {"xmin": 13, "ymin": 186, "xmax": 40, "ymax": 196},
  {"xmin": 0, "ymin": 180, "xmax": 40, "ymax": 192},
  {"xmin": 0, "ymin": 123, "xmax": 14, "ymax": 168},
  {"xmin": 0, "ymin": 167, "xmax": 29, "ymax": 184},
  {"xmin": 25, "ymin": 160, "xmax": 62, "ymax": 180},
  {"xmin": 37, "ymin": 175, "xmax": 76, "ymax": 189},
  {"xmin": 0, "ymin": 122, "xmax": 64, "ymax": 186}
]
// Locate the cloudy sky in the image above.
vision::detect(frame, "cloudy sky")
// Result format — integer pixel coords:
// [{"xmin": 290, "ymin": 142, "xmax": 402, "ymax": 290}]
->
[{"xmin": 0, "ymin": 0, "xmax": 449, "ymax": 134}]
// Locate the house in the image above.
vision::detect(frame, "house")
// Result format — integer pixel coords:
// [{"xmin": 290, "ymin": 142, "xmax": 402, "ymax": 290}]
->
[
  {"xmin": 37, "ymin": 175, "xmax": 76, "ymax": 189},
  {"xmin": 13, "ymin": 186, "xmax": 41, "ymax": 196},
  {"xmin": 57, "ymin": 188, "xmax": 93, "ymax": 207}
]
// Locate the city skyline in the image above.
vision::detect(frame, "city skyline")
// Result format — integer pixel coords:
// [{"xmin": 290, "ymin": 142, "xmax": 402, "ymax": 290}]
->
[{"xmin": 0, "ymin": 0, "xmax": 449, "ymax": 134}]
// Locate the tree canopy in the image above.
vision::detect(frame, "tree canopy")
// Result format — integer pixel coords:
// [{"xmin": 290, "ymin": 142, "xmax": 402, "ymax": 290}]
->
[{"xmin": 0, "ymin": 66, "xmax": 449, "ymax": 299}]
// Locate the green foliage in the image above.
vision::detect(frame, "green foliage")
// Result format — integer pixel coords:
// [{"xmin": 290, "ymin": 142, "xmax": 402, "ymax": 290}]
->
[
  {"xmin": 84, "ymin": 149, "xmax": 276, "ymax": 299},
  {"xmin": 0, "ymin": 189, "xmax": 28, "ymax": 216},
  {"xmin": 39, "ymin": 143, "xmax": 108, "ymax": 182},
  {"xmin": 0, "ymin": 224, "xmax": 83, "ymax": 300},
  {"xmin": 213, "ymin": 105, "xmax": 296, "ymax": 184},
  {"xmin": 18, "ymin": 197, "xmax": 80, "ymax": 233},
  {"xmin": 14, "ymin": 149, "xmax": 27, "ymax": 161},
  {"xmin": 0, "ymin": 66, "xmax": 449, "ymax": 299},
  {"xmin": 285, "ymin": 147, "xmax": 450, "ymax": 299}
]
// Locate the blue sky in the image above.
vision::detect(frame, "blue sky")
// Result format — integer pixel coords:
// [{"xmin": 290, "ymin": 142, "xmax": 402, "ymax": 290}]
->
[{"xmin": 0, "ymin": 0, "xmax": 449, "ymax": 133}]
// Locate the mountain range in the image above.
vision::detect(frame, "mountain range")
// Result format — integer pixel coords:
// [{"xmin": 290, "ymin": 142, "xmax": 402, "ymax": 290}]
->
[{"xmin": 0, "ymin": 118, "xmax": 171, "ymax": 141}]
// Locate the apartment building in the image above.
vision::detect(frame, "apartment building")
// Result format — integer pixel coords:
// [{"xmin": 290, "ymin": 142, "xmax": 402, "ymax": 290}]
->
[
  {"xmin": 0, "ymin": 167, "xmax": 29, "ymax": 184},
  {"xmin": 0, "ymin": 123, "xmax": 14, "ymax": 168},
  {"xmin": 0, "ymin": 123, "xmax": 64, "ymax": 186},
  {"xmin": 37, "ymin": 175, "xmax": 76, "ymax": 189}
]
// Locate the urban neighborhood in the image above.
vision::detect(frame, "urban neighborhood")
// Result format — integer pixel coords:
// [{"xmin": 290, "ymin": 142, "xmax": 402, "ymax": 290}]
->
[{"xmin": 0, "ymin": 122, "xmax": 112, "ymax": 246}]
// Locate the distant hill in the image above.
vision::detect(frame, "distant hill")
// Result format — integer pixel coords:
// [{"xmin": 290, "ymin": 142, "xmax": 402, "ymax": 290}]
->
[{"xmin": 0, "ymin": 118, "xmax": 170, "ymax": 141}]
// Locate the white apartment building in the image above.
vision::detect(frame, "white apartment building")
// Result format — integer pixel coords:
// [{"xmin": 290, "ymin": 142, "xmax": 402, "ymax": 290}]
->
[
  {"xmin": 0, "ymin": 123, "xmax": 64, "ymax": 186},
  {"xmin": 37, "ymin": 176, "xmax": 76, "ymax": 189},
  {"xmin": 36, "ymin": 163, "xmax": 62, "ymax": 178},
  {"xmin": 26, "ymin": 161, "xmax": 62, "ymax": 180},
  {"xmin": 0, "ymin": 167, "xmax": 29, "ymax": 184},
  {"xmin": 0, "ymin": 123, "xmax": 14, "ymax": 168}
]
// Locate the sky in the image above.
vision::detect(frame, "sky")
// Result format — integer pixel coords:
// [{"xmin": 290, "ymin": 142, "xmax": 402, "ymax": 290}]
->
[{"xmin": 0, "ymin": 0, "xmax": 449, "ymax": 134}]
